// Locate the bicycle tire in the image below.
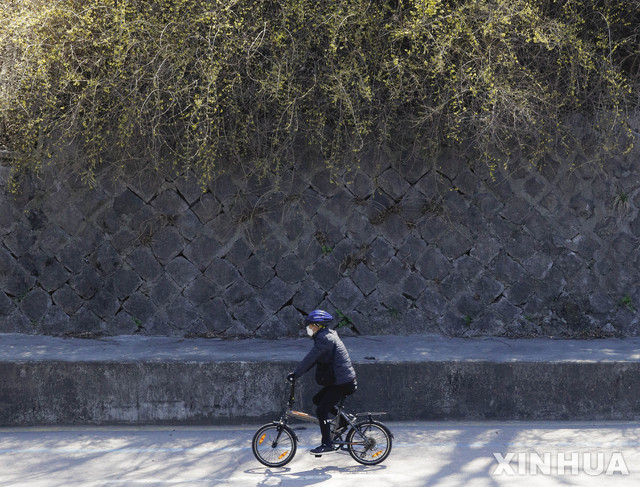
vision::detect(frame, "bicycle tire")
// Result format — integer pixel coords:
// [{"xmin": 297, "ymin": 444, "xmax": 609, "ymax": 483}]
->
[
  {"xmin": 252, "ymin": 423, "xmax": 297, "ymax": 468},
  {"xmin": 346, "ymin": 420, "xmax": 392, "ymax": 465}
]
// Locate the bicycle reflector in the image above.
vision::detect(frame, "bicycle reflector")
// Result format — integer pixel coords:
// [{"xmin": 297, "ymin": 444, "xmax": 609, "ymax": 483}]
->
[
  {"xmin": 278, "ymin": 451, "xmax": 289, "ymax": 460},
  {"xmin": 259, "ymin": 434, "xmax": 266, "ymax": 445}
]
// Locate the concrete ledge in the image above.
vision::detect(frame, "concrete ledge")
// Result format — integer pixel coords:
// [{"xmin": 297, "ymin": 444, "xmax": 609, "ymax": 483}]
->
[{"xmin": 1, "ymin": 334, "xmax": 640, "ymax": 425}]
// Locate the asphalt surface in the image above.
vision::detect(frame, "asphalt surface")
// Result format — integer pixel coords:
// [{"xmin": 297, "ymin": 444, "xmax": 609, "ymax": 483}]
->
[{"xmin": 1, "ymin": 421, "xmax": 639, "ymax": 486}]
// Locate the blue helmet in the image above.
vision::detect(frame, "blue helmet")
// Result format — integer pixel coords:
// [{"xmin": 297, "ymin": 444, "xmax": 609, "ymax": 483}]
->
[{"xmin": 304, "ymin": 309, "xmax": 333, "ymax": 326}]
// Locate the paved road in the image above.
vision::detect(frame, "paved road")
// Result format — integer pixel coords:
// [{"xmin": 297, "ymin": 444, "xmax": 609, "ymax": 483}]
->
[{"xmin": 1, "ymin": 421, "xmax": 639, "ymax": 486}]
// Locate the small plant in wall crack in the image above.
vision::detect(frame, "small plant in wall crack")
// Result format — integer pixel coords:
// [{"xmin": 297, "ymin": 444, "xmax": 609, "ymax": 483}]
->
[
  {"xmin": 613, "ymin": 191, "xmax": 631, "ymax": 215},
  {"xmin": 315, "ymin": 231, "xmax": 333, "ymax": 256},
  {"xmin": 621, "ymin": 295, "xmax": 636, "ymax": 312},
  {"xmin": 335, "ymin": 309, "xmax": 360, "ymax": 334}
]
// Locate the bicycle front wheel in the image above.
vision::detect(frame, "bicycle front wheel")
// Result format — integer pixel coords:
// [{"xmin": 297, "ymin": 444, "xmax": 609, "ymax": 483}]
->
[
  {"xmin": 346, "ymin": 420, "xmax": 392, "ymax": 465},
  {"xmin": 252, "ymin": 423, "xmax": 297, "ymax": 468}
]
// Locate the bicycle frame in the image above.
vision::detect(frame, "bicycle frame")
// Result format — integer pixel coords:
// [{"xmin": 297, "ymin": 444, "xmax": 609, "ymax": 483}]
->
[
  {"xmin": 281, "ymin": 380, "xmax": 390, "ymax": 450},
  {"xmin": 253, "ymin": 378, "xmax": 394, "ymax": 466}
]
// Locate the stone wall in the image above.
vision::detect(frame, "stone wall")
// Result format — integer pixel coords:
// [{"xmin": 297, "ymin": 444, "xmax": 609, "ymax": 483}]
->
[{"xmin": 1, "ymin": 145, "xmax": 639, "ymax": 338}]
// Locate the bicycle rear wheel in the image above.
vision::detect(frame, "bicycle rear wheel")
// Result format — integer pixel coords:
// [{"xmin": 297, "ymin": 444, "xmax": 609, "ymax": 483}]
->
[
  {"xmin": 252, "ymin": 423, "xmax": 297, "ymax": 467},
  {"xmin": 346, "ymin": 420, "xmax": 392, "ymax": 465}
]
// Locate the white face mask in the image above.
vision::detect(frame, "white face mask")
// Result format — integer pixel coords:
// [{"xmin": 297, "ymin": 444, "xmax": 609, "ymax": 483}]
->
[{"xmin": 306, "ymin": 325, "xmax": 315, "ymax": 337}]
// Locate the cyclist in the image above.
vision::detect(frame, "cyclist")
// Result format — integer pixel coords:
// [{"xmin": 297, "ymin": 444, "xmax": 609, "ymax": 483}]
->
[{"xmin": 287, "ymin": 309, "xmax": 357, "ymax": 454}]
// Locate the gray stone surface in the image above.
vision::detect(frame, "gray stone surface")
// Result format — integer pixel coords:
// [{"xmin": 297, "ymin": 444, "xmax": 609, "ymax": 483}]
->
[{"xmin": 2, "ymin": 145, "xmax": 640, "ymax": 338}]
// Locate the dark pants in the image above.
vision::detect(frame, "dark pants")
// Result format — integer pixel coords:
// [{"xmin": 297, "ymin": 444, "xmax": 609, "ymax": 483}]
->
[{"xmin": 313, "ymin": 381, "xmax": 357, "ymax": 446}]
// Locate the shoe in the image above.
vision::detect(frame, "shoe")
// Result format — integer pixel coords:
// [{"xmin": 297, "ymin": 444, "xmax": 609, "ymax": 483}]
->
[{"xmin": 310, "ymin": 444, "xmax": 335, "ymax": 455}]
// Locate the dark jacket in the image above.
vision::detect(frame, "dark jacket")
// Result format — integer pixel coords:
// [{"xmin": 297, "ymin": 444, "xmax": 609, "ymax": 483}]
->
[{"xmin": 294, "ymin": 328, "xmax": 356, "ymax": 386}]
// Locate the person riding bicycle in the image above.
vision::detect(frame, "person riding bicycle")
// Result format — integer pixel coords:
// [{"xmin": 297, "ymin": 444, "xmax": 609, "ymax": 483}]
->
[{"xmin": 287, "ymin": 309, "xmax": 357, "ymax": 455}]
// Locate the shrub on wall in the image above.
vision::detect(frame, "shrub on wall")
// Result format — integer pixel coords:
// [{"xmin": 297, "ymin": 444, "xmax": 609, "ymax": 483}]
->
[{"xmin": 0, "ymin": 0, "xmax": 638, "ymax": 188}]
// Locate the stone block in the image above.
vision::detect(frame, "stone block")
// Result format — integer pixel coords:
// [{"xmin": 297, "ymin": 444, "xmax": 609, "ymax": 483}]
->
[
  {"xmin": 349, "ymin": 171, "xmax": 375, "ymax": 199},
  {"xmin": 474, "ymin": 192, "xmax": 503, "ymax": 215},
  {"xmin": 4, "ymin": 227, "xmax": 36, "ymax": 257},
  {"xmin": 275, "ymin": 254, "xmax": 306, "ymax": 284},
  {"xmin": 379, "ymin": 213, "xmax": 409, "ymax": 247},
  {"xmin": 204, "ymin": 258, "xmax": 239, "ymax": 288},
  {"xmin": 522, "ymin": 252, "xmax": 554, "ymax": 280},
  {"xmin": 113, "ymin": 189, "xmax": 144, "ymax": 218},
  {"xmin": 309, "ymin": 257, "xmax": 340, "ymax": 291},
  {"xmin": 255, "ymin": 315, "xmax": 291, "ymax": 339},
  {"xmin": 111, "ymin": 228, "xmax": 137, "ymax": 253},
  {"xmin": 292, "ymin": 279, "xmax": 325, "ymax": 312},
  {"xmin": 111, "ymin": 269, "xmax": 142, "ymax": 300},
  {"xmin": 242, "ymin": 256, "xmax": 275, "ymax": 288},
  {"xmin": 311, "ymin": 169, "xmax": 340, "ymax": 196},
  {"xmin": 108, "ymin": 311, "xmax": 141, "ymax": 335},
  {"xmin": 175, "ymin": 210, "xmax": 201, "ymax": 240},
  {"xmin": 298, "ymin": 188, "xmax": 324, "ymax": 218},
  {"xmin": 19, "ymin": 287, "xmax": 51, "ymax": 323},
  {"xmin": 166, "ymin": 296, "xmax": 200, "ymax": 330},
  {"xmin": 437, "ymin": 310, "xmax": 468, "ymax": 336},
  {"xmin": 261, "ymin": 277, "xmax": 296, "ymax": 313},
  {"xmin": 402, "ymin": 272, "xmax": 427, "ymax": 301},
  {"xmin": 87, "ymin": 287, "xmax": 119, "ymax": 320},
  {"xmin": 198, "ymin": 297, "xmax": 234, "ymax": 333},
  {"xmin": 276, "ymin": 305, "xmax": 304, "ymax": 334},
  {"xmin": 352, "ymin": 263, "xmax": 378, "ymax": 296},
  {"xmin": 1, "ymin": 265, "xmax": 36, "ymax": 298},
  {"xmin": 366, "ymin": 237, "xmax": 395, "ymax": 271},
  {"xmin": 123, "ymin": 293, "xmax": 158, "ymax": 326},
  {"xmin": 491, "ymin": 297, "xmax": 522, "ymax": 322},
  {"xmin": 126, "ymin": 247, "xmax": 162, "ymax": 281},
  {"xmin": 415, "ymin": 247, "xmax": 450, "ymax": 282},
  {"xmin": 453, "ymin": 293, "xmax": 484, "ymax": 318},
  {"xmin": 151, "ymin": 190, "xmax": 188, "ymax": 215},
  {"xmin": 96, "ymin": 207, "xmax": 120, "ymax": 234},
  {"xmin": 490, "ymin": 252, "xmax": 526, "ymax": 285},
  {"xmin": 439, "ymin": 273, "xmax": 467, "ymax": 300},
  {"xmin": 224, "ymin": 237, "xmax": 253, "ymax": 267},
  {"xmin": 224, "ymin": 279, "xmax": 253, "ymax": 306},
  {"xmin": 18, "ymin": 251, "xmax": 47, "ymax": 278},
  {"xmin": 0, "ymin": 309, "xmax": 31, "ymax": 333},
  {"xmin": 191, "ymin": 193, "xmax": 221, "ymax": 224},
  {"xmin": 76, "ymin": 225, "xmax": 106, "ymax": 257},
  {"xmin": 0, "ymin": 291, "xmax": 13, "ymax": 318},
  {"xmin": 41, "ymin": 306, "xmax": 70, "ymax": 334},
  {"xmin": 151, "ymin": 227, "xmax": 185, "ymax": 265},
  {"xmin": 37, "ymin": 225, "xmax": 71, "ymax": 256},
  {"xmin": 94, "ymin": 243, "xmax": 122, "ymax": 276},
  {"xmin": 454, "ymin": 168, "xmax": 481, "ymax": 195},
  {"xmin": 67, "ymin": 306, "xmax": 102, "ymax": 333},
  {"xmin": 184, "ymin": 276, "xmax": 217, "ymax": 306},
  {"xmin": 129, "ymin": 169, "xmax": 163, "ymax": 203},
  {"xmin": 379, "ymin": 256, "xmax": 410, "ymax": 286},
  {"xmin": 69, "ymin": 266, "xmax": 101, "ymax": 299},
  {"xmin": 473, "ymin": 276, "xmax": 505, "ymax": 305},
  {"xmin": 453, "ymin": 255, "xmax": 483, "ymax": 281},
  {"xmin": 470, "ymin": 235, "xmax": 501, "ymax": 265},
  {"xmin": 396, "ymin": 235, "xmax": 427, "ymax": 268},
  {"xmin": 500, "ymin": 198, "xmax": 532, "ymax": 225},
  {"xmin": 234, "ymin": 297, "xmax": 270, "ymax": 331},
  {"xmin": 147, "ymin": 275, "xmax": 180, "ymax": 306},
  {"xmin": 52, "ymin": 284, "xmax": 83, "ymax": 316},
  {"xmin": 165, "ymin": 256, "xmax": 201, "ymax": 288},
  {"xmin": 175, "ymin": 173, "xmax": 205, "ymax": 206},
  {"xmin": 327, "ymin": 277, "xmax": 364, "ymax": 312},
  {"xmin": 378, "ymin": 167, "xmax": 410, "ymax": 201}
]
